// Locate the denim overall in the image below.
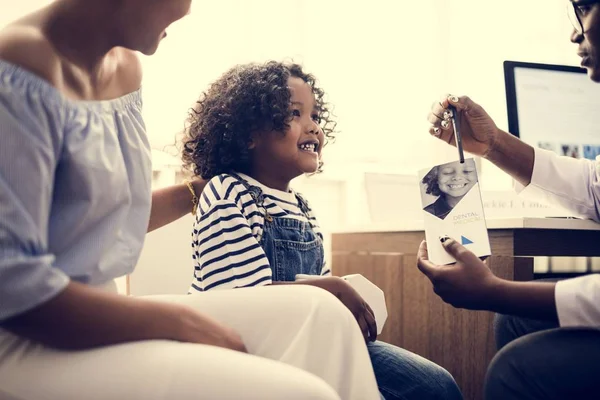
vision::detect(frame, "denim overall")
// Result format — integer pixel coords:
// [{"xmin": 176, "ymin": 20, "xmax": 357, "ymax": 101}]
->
[
  {"xmin": 233, "ymin": 174, "xmax": 463, "ymax": 400},
  {"xmin": 234, "ymin": 174, "xmax": 323, "ymax": 282}
]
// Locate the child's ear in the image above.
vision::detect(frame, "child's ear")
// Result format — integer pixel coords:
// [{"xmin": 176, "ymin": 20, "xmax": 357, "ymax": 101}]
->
[{"xmin": 248, "ymin": 132, "xmax": 261, "ymax": 150}]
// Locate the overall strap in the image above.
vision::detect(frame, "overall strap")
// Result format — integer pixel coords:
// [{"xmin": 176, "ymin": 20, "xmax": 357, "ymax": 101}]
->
[
  {"xmin": 229, "ymin": 172, "xmax": 272, "ymax": 222},
  {"xmin": 294, "ymin": 192, "xmax": 312, "ymax": 220}
]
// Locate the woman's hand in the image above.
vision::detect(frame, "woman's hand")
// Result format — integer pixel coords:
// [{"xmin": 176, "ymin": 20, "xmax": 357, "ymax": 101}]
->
[
  {"xmin": 427, "ymin": 95, "xmax": 500, "ymax": 158},
  {"xmin": 416, "ymin": 238, "xmax": 502, "ymax": 310},
  {"xmin": 3, "ymin": 282, "xmax": 247, "ymax": 352},
  {"xmin": 153, "ymin": 301, "xmax": 248, "ymax": 353},
  {"xmin": 319, "ymin": 277, "xmax": 378, "ymax": 342}
]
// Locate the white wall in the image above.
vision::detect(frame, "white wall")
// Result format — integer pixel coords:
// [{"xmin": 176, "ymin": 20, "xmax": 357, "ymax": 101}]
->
[
  {"xmin": 4, "ymin": 0, "xmax": 580, "ymax": 186},
  {"xmin": 2, "ymin": 1, "xmax": 581, "ymax": 174},
  {"xmin": 131, "ymin": 216, "xmax": 195, "ymax": 295},
  {"xmin": 0, "ymin": 0, "xmax": 51, "ymax": 25}
]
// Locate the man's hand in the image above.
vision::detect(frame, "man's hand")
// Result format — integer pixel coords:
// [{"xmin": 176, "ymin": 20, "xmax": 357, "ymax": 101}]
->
[
  {"xmin": 427, "ymin": 95, "xmax": 500, "ymax": 158},
  {"xmin": 416, "ymin": 238, "xmax": 502, "ymax": 310}
]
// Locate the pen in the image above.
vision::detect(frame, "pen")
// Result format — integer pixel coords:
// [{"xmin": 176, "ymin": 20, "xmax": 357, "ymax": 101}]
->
[{"xmin": 448, "ymin": 105, "xmax": 465, "ymax": 164}]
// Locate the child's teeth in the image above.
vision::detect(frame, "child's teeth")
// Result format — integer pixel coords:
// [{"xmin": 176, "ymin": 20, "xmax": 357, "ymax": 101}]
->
[{"xmin": 300, "ymin": 143, "xmax": 317, "ymax": 151}]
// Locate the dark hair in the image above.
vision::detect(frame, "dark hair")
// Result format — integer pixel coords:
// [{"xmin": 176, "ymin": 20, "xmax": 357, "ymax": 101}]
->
[
  {"xmin": 181, "ymin": 61, "xmax": 336, "ymax": 179},
  {"xmin": 421, "ymin": 166, "xmax": 441, "ymax": 197}
]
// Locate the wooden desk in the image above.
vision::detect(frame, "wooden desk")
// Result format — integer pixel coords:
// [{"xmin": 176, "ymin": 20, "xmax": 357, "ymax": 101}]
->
[{"xmin": 331, "ymin": 218, "xmax": 600, "ymax": 400}]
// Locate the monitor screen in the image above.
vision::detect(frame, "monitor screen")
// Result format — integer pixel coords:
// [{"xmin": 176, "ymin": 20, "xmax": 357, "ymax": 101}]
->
[{"xmin": 504, "ymin": 60, "xmax": 600, "ymax": 160}]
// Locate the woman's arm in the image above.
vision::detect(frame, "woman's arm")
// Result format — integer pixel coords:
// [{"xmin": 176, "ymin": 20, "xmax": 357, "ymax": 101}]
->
[
  {"xmin": 2, "ymin": 281, "xmax": 247, "ymax": 352},
  {"xmin": 148, "ymin": 179, "xmax": 206, "ymax": 232},
  {"xmin": 3, "ymin": 282, "xmax": 177, "ymax": 349}
]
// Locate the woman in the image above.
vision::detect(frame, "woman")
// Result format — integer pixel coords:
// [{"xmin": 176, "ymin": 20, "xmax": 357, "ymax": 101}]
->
[
  {"xmin": 419, "ymin": 1, "xmax": 600, "ymax": 398},
  {"xmin": 421, "ymin": 159, "xmax": 477, "ymax": 220},
  {"xmin": 0, "ymin": 1, "xmax": 380, "ymax": 399}
]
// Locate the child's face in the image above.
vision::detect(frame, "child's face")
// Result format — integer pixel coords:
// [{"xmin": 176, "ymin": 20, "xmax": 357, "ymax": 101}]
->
[
  {"xmin": 437, "ymin": 162, "xmax": 477, "ymax": 199},
  {"xmin": 252, "ymin": 77, "xmax": 325, "ymax": 179}
]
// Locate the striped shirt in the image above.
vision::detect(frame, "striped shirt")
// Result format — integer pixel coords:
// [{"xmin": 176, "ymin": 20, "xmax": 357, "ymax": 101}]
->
[{"xmin": 189, "ymin": 173, "xmax": 329, "ymax": 292}]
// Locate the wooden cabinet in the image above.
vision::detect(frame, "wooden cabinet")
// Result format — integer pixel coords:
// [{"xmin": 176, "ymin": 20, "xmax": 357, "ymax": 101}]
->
[{"xmin": 331, "ymin": 230, "xmax": 533, "ymax": 400}]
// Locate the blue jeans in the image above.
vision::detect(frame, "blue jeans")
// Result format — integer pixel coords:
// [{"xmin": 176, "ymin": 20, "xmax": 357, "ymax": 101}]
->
[
  {"xmin": 368, "ymin": 341, "xmax": 463, "ymax": 400},
  {"xmin": 486, "ymin": 313, "xmax": 600, "ymax": 400}
]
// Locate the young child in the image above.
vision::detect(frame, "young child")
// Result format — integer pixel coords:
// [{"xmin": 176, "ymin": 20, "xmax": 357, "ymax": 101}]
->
[{"xmin": 181, "ymin": 61, "xmax": 463, "ymax": 400}]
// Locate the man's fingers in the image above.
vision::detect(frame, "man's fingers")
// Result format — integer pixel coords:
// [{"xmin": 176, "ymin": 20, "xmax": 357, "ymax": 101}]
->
[
  {"xmin": 417, "ymin": 258, "xmax": 441, "ymax": 280},
  {"xmin": 440, "ymin": 237, "xmax": 475, "ymax": 262},
  {"xmin": 437, "ymin": 93, "xmax": 452, "ymax": 110},
  {"xmin": 417, "ymin": 240, "xmax": 429, "ymax": 260},
  {"xmin": 447, "ymin": 94, "xmax": 474, "ymax": 112},
  {"xmin": 417, "ymin": 240, "xmax": 440, "ymax": 279}
]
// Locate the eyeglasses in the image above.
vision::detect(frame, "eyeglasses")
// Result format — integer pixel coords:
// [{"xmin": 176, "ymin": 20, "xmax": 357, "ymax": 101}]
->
[{"xmin": 568, "ymin": 0, "xmax": 600, "ymax": 34}]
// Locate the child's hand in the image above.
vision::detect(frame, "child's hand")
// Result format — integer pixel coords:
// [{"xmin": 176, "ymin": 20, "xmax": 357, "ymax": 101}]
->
[{"xmin": 321, "ymin": 277, "xmax": 378, "ymax": 342}]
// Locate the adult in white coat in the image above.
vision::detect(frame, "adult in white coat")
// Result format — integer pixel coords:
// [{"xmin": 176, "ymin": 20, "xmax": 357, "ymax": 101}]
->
[{"xmin": 420, "ymin": 1, "xmax": 600, "ymax": 399}]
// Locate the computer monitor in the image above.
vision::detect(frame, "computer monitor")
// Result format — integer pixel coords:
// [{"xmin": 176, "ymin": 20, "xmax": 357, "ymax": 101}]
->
[{"xmin": 504, "ymin": 60, "xmax": 600, "ymax": 160}]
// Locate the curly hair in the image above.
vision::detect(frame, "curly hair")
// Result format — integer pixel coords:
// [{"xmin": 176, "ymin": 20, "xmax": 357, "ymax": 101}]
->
[
  {"xmin": 421, "ymin": 166, "xmax": 441, "ymax": 197},
  {"xmin": 181, "ymin": 61, "xmax": 336, "ymax": 179}
]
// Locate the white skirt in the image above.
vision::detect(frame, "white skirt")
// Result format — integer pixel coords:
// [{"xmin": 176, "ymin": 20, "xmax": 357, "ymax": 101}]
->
[{"xmin": 0, "ymin": 285, "xmax": 379, "ymax": 400}]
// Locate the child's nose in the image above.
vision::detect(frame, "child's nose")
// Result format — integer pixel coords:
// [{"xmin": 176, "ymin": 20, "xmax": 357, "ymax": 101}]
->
[{"xmin": 306, "ymin": 120, "xmax": 319, "ymax": 134}]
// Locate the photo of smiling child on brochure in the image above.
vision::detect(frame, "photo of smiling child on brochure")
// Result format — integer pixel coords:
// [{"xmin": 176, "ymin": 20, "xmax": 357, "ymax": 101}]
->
[{"xmin": 420, "ymin": 159, "xmax": 478, "ymax": 220}]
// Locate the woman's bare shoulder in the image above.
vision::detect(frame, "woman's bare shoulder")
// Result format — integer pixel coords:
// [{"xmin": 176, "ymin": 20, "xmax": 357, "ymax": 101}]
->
[
  {"xmin": 0, "ymin": 24, "xmax": 62, "ymax": 86},
  {"xmin": 0, "ymin": 25, "xmax": 142, "ymax": 97},
  {"xmin": 116, "ymin": 48, "xmax": 143, "ymax": 93}
]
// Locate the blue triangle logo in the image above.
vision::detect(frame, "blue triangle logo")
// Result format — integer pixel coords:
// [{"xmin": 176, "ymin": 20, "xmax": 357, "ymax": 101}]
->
[{"xmin": 461, "ymin": 236, "xmax": 473, "ymax": 245}]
